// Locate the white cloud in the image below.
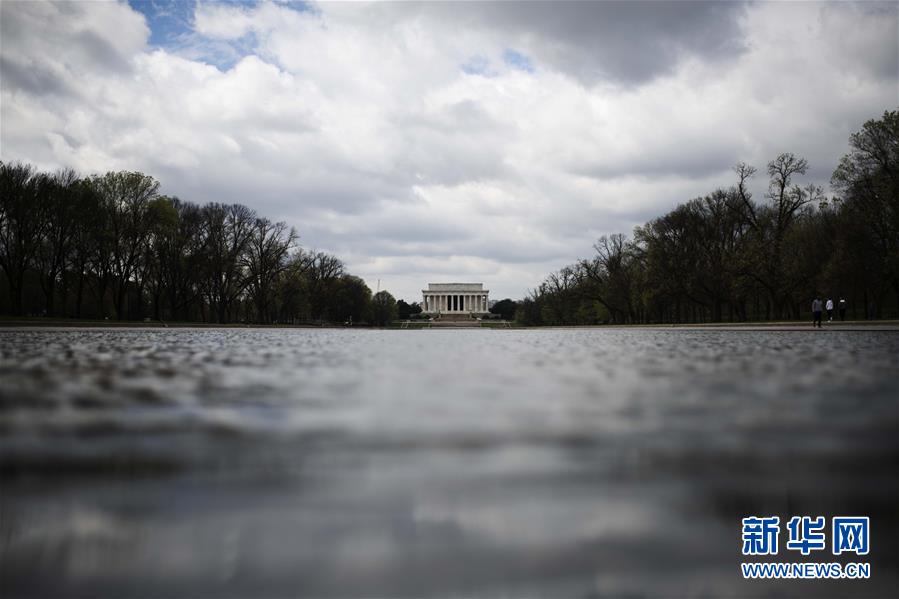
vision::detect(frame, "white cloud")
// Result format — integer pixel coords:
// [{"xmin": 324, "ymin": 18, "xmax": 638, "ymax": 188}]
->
[{"xmin": 1, "ymin": 1, "xmax": 896, "ymax": 301}]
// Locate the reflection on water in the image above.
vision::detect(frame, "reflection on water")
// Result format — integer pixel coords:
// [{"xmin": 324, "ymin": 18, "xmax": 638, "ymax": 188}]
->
[{"xmin": 1, "ymin": 328, "xmax": 897, "ymax": 597}]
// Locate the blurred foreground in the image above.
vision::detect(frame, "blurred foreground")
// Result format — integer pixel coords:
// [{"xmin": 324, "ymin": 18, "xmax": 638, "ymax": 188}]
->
[{"xmin": 1, "ymin": 328, "xmax": 897, "ymax": 598}]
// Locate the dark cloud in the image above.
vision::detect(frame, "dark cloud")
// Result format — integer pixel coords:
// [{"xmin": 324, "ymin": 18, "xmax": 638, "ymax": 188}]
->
[
  {"xmin": 0, "ymin": 56, "xmax": 74, "ymax": 97},
  {"xmin": 405, "ymin": 1, "xmax": 750, "ymax": 85},
  {"xmin": 0, "ymin": 1, "xmax": 142, "ymax": 98},
  {"xmin": 71, "ymin": 29, "xmax": 135, "ymax": 74}
]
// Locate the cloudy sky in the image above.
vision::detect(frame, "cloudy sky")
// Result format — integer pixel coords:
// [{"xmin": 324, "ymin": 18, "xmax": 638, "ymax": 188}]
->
[{"xmin": 1, "ymin": 1, "xmax": 897, "ymax": 301}]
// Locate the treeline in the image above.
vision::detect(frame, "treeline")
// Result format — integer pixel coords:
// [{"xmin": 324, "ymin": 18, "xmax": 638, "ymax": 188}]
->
[
  {"xmin": 0, "ymin": 166, "xmax": 403, "ymax": 324},
  {"xmin": 518, "ymin": 110, "xmax": 899, "ymax": 325}
]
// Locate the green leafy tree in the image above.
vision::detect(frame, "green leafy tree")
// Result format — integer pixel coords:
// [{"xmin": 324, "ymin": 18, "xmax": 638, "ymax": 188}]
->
[
  {"xmin": 489, "ymin": 298, "xmax": 518, "ymax": 320},
  {"xmin": 159, "ymin": 199, "xmax": 205, "ymax": 321},
  {"xmin": 832, "ymin": 110, "xmax": 899, "ymax": 314},
  {"xmin": 87, "ymin": 171, "xmax": 160, "ymax": 319},
  {"xmin": 138, "ymin": 195, "xmax": 179, "ymax": 320},
  {"xmin": 397, "ymin": 299, "xmax": 421, "ymax": 319},
  {"xmin": 372, "ymin": 290, "xmax": 398, "ymax": 326},
  {"xmin": 331, "ymin": 275, "xmax": 371, "ymax": 324}
]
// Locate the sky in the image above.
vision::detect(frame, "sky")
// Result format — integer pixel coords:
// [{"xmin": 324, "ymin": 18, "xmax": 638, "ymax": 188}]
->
[{"xmin": 1, "ymin": 1, "xmax": 897, "ymax": 302}]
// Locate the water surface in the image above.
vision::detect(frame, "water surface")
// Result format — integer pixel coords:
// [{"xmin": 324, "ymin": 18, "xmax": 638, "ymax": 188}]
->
[{"xmin": 1, "ymin": 328, "xmax": 897, "ymax": 597}]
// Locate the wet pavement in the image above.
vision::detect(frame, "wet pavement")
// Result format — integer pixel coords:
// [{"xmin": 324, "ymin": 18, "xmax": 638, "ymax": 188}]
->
[{"xmin": 1, "ymin": 328, "xmax": 897, "ymax": 597}]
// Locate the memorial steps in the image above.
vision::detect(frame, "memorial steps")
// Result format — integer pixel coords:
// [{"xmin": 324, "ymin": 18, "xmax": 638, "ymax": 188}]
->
[{"xmin": 430, "ymin": 314, "xmax": 482, "ymax": 327}]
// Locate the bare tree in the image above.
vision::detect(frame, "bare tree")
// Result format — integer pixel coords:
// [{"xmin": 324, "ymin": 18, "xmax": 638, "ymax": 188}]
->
[
  {"xmin": 732, "ymin": 161, "xmax": 759, "ymax": 228},
  {"xmin": 578, "ymin": 234, "xmax": 639, "ymax": 323},
  {"xmin": 300, "ymin": 250, "xmax": 345, "ymax": 321},
  {"xmin": 33, "ymin": 169, "xmax": 80, "ymax": 316},
  {"xmin": 201, "ymin": 203, "xmax": 256, "ymax": 323},
  {"xmin": 0, "ymin": 162, "xmax": 48, "ymax": 315},
  {"xmin": 245, "ymin": 218, "xmax": 298, "ymax": 323}
]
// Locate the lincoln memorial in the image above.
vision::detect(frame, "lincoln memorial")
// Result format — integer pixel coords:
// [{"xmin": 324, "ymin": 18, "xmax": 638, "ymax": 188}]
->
[{"xmin": 422, "ymin": 283, "xmax": 489, "ymax": 315}]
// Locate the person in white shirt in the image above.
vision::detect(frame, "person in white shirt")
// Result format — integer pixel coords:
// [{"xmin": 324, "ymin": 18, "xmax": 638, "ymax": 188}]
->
[{"xmin": 825, "ymin": 298, "xmax": 834, "ymax": 322}]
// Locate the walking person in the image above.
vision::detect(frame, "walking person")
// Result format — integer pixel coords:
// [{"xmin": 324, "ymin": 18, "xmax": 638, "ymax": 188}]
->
[
  {"xmin": 839, "ymin": 298, "xmax": 847, "ymax": 321},
  {"xmin": 812, "ymin": 297, "xmax": 823, "ymax": 328},
  {"xmin": 825, "ymin": 298, "xmax": 834, "ymax": 322}
]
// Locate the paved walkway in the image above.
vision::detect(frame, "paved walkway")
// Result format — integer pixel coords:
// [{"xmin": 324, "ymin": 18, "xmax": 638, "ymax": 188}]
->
[{"xmin": 556, "ymin": 321, "xmax": 899, "ymax": 332}]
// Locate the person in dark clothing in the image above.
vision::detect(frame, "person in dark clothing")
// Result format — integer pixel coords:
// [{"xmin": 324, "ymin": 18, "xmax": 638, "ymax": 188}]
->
[
  {"xmin": 839, "ymin": 298, "xmax": 847, "ymax": 321},
  {"xmin": 811, "ymin": 297, "xmax": 823, "ymax": 328}
]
